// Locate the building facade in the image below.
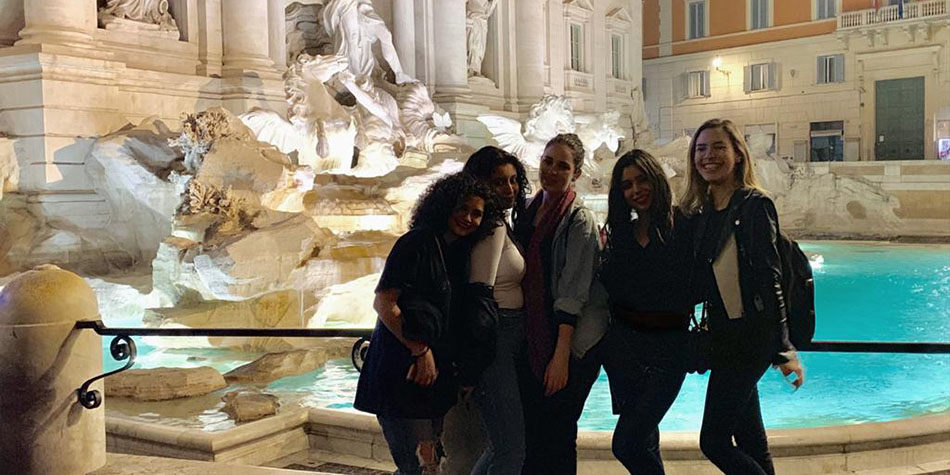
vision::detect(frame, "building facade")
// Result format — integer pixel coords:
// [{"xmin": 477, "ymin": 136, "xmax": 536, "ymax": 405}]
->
[
  {"xmin": 0, "ymin": 0, "xmax": 643, "ymax": 270},
  {"xmin": 642, "ymin": 0, "xmax": 950, "ymax": 161}
]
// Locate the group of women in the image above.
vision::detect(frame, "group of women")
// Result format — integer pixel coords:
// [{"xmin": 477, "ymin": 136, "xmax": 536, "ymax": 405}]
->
[{"xmin": 354, "ymin": 118, "xmax": 805, "ymax": 475}]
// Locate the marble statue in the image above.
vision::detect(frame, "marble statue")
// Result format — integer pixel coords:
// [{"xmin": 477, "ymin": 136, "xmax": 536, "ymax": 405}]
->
[
  {"xmin": 241, "ymin": 54, "xmax": 358, "ymax": 174},
  {"xmin": 323, "ymin": 0, "xmax": 413, "ymax": 85},
  {"xmin": 98, "ymin": 0, "xmax": 179, "ymax": 37},
  {"xmin": 466, "ymin": 0, "xmax": 498, "ymax": 77},
  {"xmin": 240, "ymin": 2, "xmax": 469, "ymax": 178},
  {"xmin": 576, "ymin": 110, "xmax": 625, "ymax": 161},
  {"xmin": 477, "ymin": 95, "xmax": 577, "ymax": 168},
  {"xmin": 0, "ymin": 136, "xmax": 17, "ymax": 200}
]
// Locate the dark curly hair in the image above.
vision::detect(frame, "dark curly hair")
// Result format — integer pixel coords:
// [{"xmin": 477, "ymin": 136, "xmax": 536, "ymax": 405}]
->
[
  {"xmin": 409, "ymin": 172, "xmax": 504, "ymax": 242},
  {"xmin": 605, "ymin": 149, "xmax": 673, "ymax": 247},
  {"xmin": 545, "ymin": 133, "xmax": 586, "ymax": 173},
  {"xmin": 462, "ymin": 146, "xmax": 531, "ymax": 225}
]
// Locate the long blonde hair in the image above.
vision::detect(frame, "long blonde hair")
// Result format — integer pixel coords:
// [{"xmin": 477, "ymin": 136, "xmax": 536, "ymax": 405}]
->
[{"xmin": 680, "ymin": 118, "xmax": 762, "ymax": 215}]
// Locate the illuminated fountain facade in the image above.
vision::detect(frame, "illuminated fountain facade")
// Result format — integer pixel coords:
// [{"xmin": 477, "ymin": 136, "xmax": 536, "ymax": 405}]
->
[{"xmin": 0, "ymin": 1, "xmax": 949, "ymax": 474}]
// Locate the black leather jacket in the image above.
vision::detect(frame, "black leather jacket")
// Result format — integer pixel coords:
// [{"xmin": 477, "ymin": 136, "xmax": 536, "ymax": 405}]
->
[{"xmin": 694, "ymin": 188, "xmax": 795, "ymax": 365}]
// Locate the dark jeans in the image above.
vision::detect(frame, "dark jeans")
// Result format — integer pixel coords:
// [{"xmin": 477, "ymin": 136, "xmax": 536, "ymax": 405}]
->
[
  {"xmin": 377, "ymin": 416, "xmax": 444, "ymax": 475},
  {"xmin": 699, "ymin": 363, "xmax": 774, "ymax": 475},
  {"xmin": 517, "ymin": 340, "xmax": 602, "ymax": 475},
  {"xmin": 472, "ymin": 308, "xmax": 527, "ymax": 475},
  {"xmin": 603, "ymin": 324, "xmax": 687, "ymax": 475}
]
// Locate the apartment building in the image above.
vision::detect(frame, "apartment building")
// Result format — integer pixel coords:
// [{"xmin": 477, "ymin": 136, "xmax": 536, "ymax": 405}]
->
[{"xmin": 641, "ymin": 0, "xmax": 950, "ymax": 161}]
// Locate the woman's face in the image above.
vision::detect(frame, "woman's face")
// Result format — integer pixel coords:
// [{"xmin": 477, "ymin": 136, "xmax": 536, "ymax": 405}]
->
[
  {"xmin": 693, "ymin": 127, "xmax": 740, "ymax": 186},
  {"xmin": 539, "ymin": 143, "xmax": 579, "ymax": 194},
  {"xmin": 621, "ymin": 165, "xmax": 653, "ymax": 213},
  {"xmin": 489, "ymin": 164, "xmax": 519, "ymax": 210},
  {"xmin": 447, "ymin": 195, "xmax": 485, "ymax": 238}
]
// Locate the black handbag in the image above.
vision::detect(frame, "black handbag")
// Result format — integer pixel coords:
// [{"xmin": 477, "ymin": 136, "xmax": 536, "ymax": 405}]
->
[{"xmin": 686, "ymin": 302, "xmax": 712, "ymax": 374}]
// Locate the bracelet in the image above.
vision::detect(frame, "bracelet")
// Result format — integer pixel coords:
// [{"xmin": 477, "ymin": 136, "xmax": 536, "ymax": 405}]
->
[{"xmin": 410, "ymin": 346, "xmax": 430, "ymax": 358}]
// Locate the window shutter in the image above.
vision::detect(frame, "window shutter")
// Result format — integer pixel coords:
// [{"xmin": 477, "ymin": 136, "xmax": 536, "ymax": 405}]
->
[
  {"xmin": 703, "ymin": 70, "xmax": 711, "ymax": 97},
  {"xmin": 817, "ymin": 57, "xmax": 826, "ymax": 84},
  {"xmin": 768, "ymin": 62, "xmax": 780, "ymax": 90},
  {"xmin": 834, "ymin": 54, "xmax": 845, "ymax": 83},
  {"xmin": 743, "ymin": 65, "xmax": 752, "ymax": 92}
]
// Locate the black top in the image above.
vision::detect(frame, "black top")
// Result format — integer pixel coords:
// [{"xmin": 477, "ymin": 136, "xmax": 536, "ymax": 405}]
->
[
  {"xmin": 353, "ymin": 227, "xmax": 462, "ymax": 419},
  {"xmin": 601, "ymin": 212, "xmax": 694, "ymax": 322}
]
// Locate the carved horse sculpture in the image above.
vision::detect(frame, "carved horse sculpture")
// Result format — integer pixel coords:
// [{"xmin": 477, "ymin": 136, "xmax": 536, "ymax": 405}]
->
[
  {"xmin": 240, "ymin": 54, "xmax": 359, "ymax": 174},
  {"xmin": 477, "ymin": 95, "xmax": 576, "ymax": 169}
]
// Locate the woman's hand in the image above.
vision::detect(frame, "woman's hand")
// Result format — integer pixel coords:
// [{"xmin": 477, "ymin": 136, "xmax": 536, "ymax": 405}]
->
[
  {"xmin": 406, "ymin": 348, "xmax": 438, "ymax": 387},
  {"xmin": 777, "ymin": 359, "xmax": 805, "ymax": 389},
  {"xmin": 543, "ymin": 351, "xmax": 570, "ymax": 396}
]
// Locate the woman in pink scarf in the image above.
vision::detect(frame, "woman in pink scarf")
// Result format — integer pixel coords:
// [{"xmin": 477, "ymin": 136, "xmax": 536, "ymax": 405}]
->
[{"xmin": 512, "ymin": 133, "xmax": 606, "ymax": 474}]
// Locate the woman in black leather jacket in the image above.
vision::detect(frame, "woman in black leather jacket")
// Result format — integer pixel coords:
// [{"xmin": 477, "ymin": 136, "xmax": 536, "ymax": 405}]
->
[{"xmin": 681, "ymin": 119, "xmax": 805, "ymax": 475}]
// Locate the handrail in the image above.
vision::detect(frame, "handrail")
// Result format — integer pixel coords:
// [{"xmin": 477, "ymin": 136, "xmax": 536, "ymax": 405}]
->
[
  {"xmin": 72, "ymin": 320, "xmax": 950, "ymax": 411},
  {"xmin": 798, "ymin": 340, "xmax": 950, "ymax": 353},
  {"xmin": 74, "ymin": 319, "xmax": 373, "ymax": 338}
]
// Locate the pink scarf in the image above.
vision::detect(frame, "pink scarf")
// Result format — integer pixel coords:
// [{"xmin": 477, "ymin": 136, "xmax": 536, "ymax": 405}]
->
[{"xmin": 523, "ymin": 189, "xmax": 576, "ymax": 380}]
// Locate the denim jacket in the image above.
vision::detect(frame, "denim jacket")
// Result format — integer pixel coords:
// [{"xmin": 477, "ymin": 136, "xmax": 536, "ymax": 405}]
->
[{"xmin": 548, "ymin": 198, "xmax": 608, "ymax": 358}]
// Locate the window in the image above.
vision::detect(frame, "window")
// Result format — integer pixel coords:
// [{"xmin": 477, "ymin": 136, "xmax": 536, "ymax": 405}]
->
[
  {"xmin": 611, "ymin": 34, "xmax": 623, "ymax": 78},
  {"xmin": 688, "ymin": 1, "xmax": 706, "ymax": 39},
  {"xmin": 744, "ymin": 62, "xmax": 778, "ymax": 92},
  {"xmin": 750, "ymin": 0, "xmax": 770, "ymax": 30},
  {"xmin": 688, "ymin": 70, "xmax": 710, "ymax": 98},
  {"xmin": 810, "ymin": 121, "xmax": 845, "ymax": 162},
  {"xmin": 744, "ymin": 123, "xmax": 777, "ymax": 155},
  {"xmin": 642, "ymin": 77, "xmax": 648, "ymax": 100},
  {"xmin": 816, "ymin": 0, "xmax": 837, "ymax": 19},
  {"xmin": 570, "ymin": 23, "xmax": 583, "ymax": 71},
  {"xmin": 817, "ymin": 54, "xmax": 845, "ymax": 84}
]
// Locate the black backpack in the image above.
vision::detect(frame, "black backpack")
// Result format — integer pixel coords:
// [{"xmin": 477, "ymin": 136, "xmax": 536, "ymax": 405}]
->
[{"xmin": 776, "ymin": 233, "xmax": 816, "ymax": 348}]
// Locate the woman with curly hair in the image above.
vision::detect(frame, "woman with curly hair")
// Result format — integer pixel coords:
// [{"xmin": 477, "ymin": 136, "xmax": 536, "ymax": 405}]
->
[
  {"xmin": 513, "ymin": 134, "xmax": 605, "ymax": 474},
  {"xmin": 600, "ymin": 150, "xmax": 693, "ymax": 474},
  {"xmin": 460, "ymin": 146, "xmax": 530, "ymax": 474},
  {"xmin": 355, "ymin": 172, "xmax": 503, "ymax": 475}
]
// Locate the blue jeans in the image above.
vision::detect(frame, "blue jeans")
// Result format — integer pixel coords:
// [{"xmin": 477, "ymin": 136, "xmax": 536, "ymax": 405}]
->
[
  {"xmin": 472, "ymin": 308, "xmax": 526, "ymax": 475},
  {"xmin": 377, "ymin": 416, "xmax": 444, "ymax": 475}
]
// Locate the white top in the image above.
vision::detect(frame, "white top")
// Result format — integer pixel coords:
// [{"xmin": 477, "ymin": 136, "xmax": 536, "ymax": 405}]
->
[{"xmin": 469, "ymin": 224, "xmax": 525, "ymax": 309}]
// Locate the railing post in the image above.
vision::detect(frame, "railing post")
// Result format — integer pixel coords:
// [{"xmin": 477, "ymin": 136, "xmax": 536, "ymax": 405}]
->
[{"xmin": 0, "ymin": 265, "xmax": 105, "ymax": 474}]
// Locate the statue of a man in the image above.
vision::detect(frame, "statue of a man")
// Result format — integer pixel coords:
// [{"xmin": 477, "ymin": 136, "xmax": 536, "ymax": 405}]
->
[
  {"xmin": 322, "ymin": 0, "xmax": 413, "ymax": 85},
  {"xmin": 98, "ymin": 0, "xmax": 178, "ymax": 32},
  {"xmin": 466, "ymin": 0, "xmax": 498, "ymax": 77}
]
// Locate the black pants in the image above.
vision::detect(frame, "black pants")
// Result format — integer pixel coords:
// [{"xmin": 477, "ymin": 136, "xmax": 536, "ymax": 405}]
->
[
  {"xmin": 517, "ymin": 342, "xmax": 602, "ymax": 475},
  {"xmin": 699, "ymin": 362, "xmax": 774, "ymax": 475},
  {"xmin": 603, "ymin": 324, "xmax": 687, "ymax": 475}
]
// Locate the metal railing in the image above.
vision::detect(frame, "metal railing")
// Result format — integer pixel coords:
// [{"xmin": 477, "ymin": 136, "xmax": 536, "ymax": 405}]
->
[
  {"xmin": 72, "ymin": 320, "xmax": 950, "ymax": 410},
  {"xmin": 74, "ymin": 320, "xmax": 372, "ymax": 410},
  {"xmin": 838, "ymin": 0, "xmax": 949, "ymax": 29}
]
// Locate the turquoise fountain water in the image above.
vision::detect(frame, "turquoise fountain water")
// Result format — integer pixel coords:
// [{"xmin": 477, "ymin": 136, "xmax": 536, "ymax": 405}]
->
[{"xmin": 107, "ymin": 241, "xmax": 950, "ymax": 431}]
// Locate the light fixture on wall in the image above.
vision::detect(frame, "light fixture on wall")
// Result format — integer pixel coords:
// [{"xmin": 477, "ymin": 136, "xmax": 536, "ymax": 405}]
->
[{"xmin": 712, "ymin": 56, "xmax": 729, "ymax": 76}]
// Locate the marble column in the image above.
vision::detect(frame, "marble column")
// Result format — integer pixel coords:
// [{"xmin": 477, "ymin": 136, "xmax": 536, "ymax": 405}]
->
[
  {"xmin": 16, "ymin": 0, "xmax": 97, "ymax": 49},
  {"xmin": 221, "ymin": 0, "xmax": 277, "ymax": 75},
  {"xmin": 392, "ymin": 0, "xmax": 417, "ymax": 78},
  {"xmin": 432, "ymin": 0, "xmax": 469, "ymax": 98},
  {"xmin": 515, "ymin": 0, "xmax": 546, "ymax": 108},
  {"xmin": 267, "ymin": 0, "xmax": 287, "ymax": 70}
]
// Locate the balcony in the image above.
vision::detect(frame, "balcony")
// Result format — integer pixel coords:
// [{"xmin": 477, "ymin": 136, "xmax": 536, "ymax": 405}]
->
[{"xmin": 838, "ymin": 0, "xmax": 948, "ymax": 30}]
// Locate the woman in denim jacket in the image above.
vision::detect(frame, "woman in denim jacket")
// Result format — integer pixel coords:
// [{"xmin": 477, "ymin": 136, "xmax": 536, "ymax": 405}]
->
[{"xmin": 512, "ymin": 133, "xmax": 606, "ymax": 475}]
